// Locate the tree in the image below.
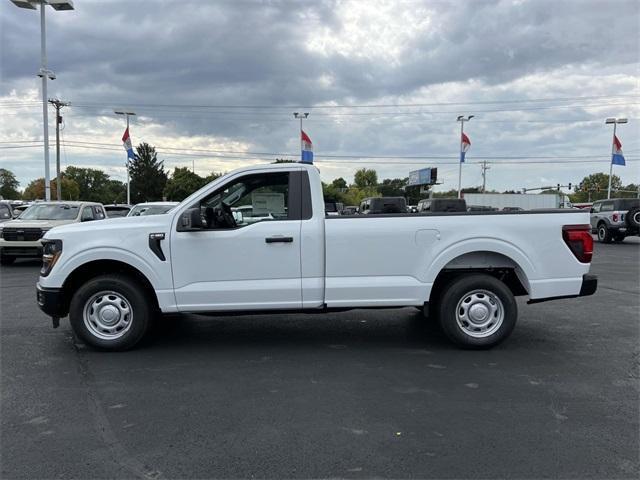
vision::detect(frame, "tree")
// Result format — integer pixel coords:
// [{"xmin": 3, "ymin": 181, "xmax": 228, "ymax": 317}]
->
[
  {"xmin": 569, "ymin": 172, "xmax": 622, "ymax": 202},
  {"xmin": 378, "ymin": 178, "xmax": 406, "ymax": 197},
  {"xmin": 331, "ymin": 177, "xmax": 348, "ymax": 189},
  {"xmin": 0, "ymin": 168, "xmax": 20, "ymax": 199},
  {"xmin": 164, "ymin": 167, "xmax": 207, "ymax": 201},
  {"xmin": 203, "ymin": 171, "xmax": 224, "ymax": 184},
  {"xmin": 129, "ymin": 143, "xmax": 167, "ymax": 203},
  {"xmin": 22, "ymin": 176, "xmax": 80, "ymax": 201},
  {"xmin": 353, "ymin": 168, "xmax": 378, "ymax": 189},
  {"xmin": 104, "ymin": 179, "xmax": 127, "ymax": 204},
  {"xmin": 64, "ymin": 166, "xmax": 113, "ymax": 203}
]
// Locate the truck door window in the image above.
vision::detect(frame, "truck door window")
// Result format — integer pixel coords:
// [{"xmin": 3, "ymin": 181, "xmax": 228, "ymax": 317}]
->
[
  {"xmin": 81, "ymin": 206, "xmax": 95, "ymax": 221},
  {"xmin": 196, "ymin": 172, "xmax": 290, "ymax": 229},
  {"xmin": 601, "ymin": 202, "xmax": 614, "ymax": 212}
]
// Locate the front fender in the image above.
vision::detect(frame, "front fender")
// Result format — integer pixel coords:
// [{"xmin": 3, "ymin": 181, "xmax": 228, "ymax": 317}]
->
[{"xmin": 42, "ymin": 247, "xmax": 165, "ymax": 291}]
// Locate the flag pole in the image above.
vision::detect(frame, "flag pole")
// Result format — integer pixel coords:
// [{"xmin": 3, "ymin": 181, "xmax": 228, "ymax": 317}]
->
[
  {"xmin": 458, "ymin": 120, "xmax": 464, "ymax": 198},
  {"xmin": 607, "ymin": 122, "xmax": 616, "ymax": 200},
  {"xmin": 126, "ymin": 114, "xmax": 131, "ymax": 205}
]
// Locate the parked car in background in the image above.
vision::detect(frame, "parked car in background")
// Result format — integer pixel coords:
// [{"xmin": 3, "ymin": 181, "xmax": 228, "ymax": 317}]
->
[
  {"xmin": 468, "ymin": 205, "xmax": 498, "ymax": 212},
  {"xmin": 590, "ymin": 198, "xmax": 640, "ymax": 243},
  {"xmin": 324, "ymin": 201, "xmax": 343, "ymax": 216},
  {"xmin": 104, "ymin": 204, "xmax": 132, "ymax": 218},
  {"xmin": 342, "ymin": 205, "xmax": 359, "ymax": 215},
  {"xmin": 407, "ymin": 205, "xmax": 419, "ymax": 213},
  {"xmin": 127, "ymin": 202, "xmax": 179, "ymax": 217},
  {"xmin": 418, "ymin": 198, "xmax": 467, "ymax": 212},
  {"xmin": 360, "ymin": 197, "xmax": 407, "ymax": 214},
  {"xmin": 0, "ymin": 201, "xmax": 14, "ymax": 222},
  {"xmin": 0, "ymin": 201, "xmax": 106, "ymax": 265},
  {"xmin": 11, "ymin": 204, "xmax": 30, "ymax": 217},
  {"xmin": 502, "ymin": 206, "xmax": 523, "ymax": 212}
]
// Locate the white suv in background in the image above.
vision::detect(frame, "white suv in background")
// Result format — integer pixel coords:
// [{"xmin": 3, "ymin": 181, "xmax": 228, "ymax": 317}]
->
[{"xmin": 0, "ymin": 201, "xmax": 106, "ymax": 265}]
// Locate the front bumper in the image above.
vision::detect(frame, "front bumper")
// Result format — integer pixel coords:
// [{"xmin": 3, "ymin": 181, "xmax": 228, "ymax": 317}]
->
[
  {"xmin": 528, "ymin": 274, "xmax": 597, "ymax": 304},
  {"xmin": 0, "ymin": 239, "xmax": 43, "ymax": 258},
  {"xmin": 36, "ymin": 283, "xmax": 67, "ymax": 318}
]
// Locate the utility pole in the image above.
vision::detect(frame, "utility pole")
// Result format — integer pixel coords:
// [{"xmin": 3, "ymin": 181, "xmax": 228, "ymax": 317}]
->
[
  {"xmin": 456, "ymin": 115, "xmax": 474, "ymax": 198},
  {"xmin": 481, "ymin": 160, "xmax": 490, "ymax": 193},
  {"xmin": 293, "ymin": 112, "xmax": 309, "ymax": 161},
  {"xmin": 48, "ymin": 98, "xmax": 69, "ymax": 200}
]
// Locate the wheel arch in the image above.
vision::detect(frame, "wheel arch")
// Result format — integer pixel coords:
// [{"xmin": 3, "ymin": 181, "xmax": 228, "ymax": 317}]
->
[
  {"xmin": 59, "ymin": 259, "xmax": 160, "ymax": 317},
  {"xmin": 426, "ymin": 246, "xmax": 533, "ymax": 303}
]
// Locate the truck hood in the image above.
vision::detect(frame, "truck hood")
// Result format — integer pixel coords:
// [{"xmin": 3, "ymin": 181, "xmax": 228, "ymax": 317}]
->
[
  {"xmin": 1, "ymin": 219, "xmax": 77, "ymax": 229},
  {"xmin": 42, "ymin": 213, "xmax": 174, "ymax": 240}
]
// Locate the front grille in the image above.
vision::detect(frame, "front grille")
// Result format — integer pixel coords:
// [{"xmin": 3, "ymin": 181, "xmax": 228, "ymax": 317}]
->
[{"xmin": 2, "ymin": 227, "xmax": 43, "ymax": 241}]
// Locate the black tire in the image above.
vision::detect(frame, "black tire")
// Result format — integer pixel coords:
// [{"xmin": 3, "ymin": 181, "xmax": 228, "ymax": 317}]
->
[
  {"xmin": 0, "ymin": 255, "xmax": 16, "ymax": 266},
  {"xmin": 597, "ymin": 223, "xmax": 613, "ymax": 243},
  {"xmin": 69, "ymin": 274, "xmax": 152, "ymax": 350},
  {"xmin": 625, "ymin": 207, "xmax": 640, "ymax": 229},
  {"xmin": 436, "ymin": 274, "xmax": 517, "ymax": 349}
]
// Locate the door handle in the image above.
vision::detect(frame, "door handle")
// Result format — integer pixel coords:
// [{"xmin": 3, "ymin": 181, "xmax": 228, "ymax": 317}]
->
[{"xmin": 265, "ymin": 236, "xmax": 293, "ymax": 244}]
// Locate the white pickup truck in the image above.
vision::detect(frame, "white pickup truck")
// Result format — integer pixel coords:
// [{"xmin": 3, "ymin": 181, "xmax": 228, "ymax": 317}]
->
[{"xmin": 37, "ymin": 163, "xmax": 597, "ymax": 350}]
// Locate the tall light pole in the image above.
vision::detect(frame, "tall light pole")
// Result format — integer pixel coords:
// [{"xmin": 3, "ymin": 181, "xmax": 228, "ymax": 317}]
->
[
  {"xmin": 9, "ymin": 0, "xmax": 75, "ymax": 201},
  {"xmin": 115, "ymin": 111, "xmax": 136, "ymax": 205},
  {"xmin": 456, "ymin": 115, "xmax": 474, "ymax": 198},
  {"xmin": 605, "ymin": 117, "xmax": 627, "ymax": 199},
  {"xmin": 293, "ymin": 112, "xmax": 309, "ymax": 161}
]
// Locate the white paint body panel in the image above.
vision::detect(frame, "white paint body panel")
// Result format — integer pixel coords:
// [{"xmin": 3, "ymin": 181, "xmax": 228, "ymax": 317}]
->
[{"xmin": 40, "ymin": 163, "xmax": 592, "ymax": 315}]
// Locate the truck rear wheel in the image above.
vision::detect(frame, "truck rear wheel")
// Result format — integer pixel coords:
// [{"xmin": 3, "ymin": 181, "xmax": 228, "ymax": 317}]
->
[
  {"xmin": 436, "ymin": 274, "xmax": 517, "ymax": 349},
  {"xmin": 69, "ymin": 274, "xmax": 151, "ymax": 350}
]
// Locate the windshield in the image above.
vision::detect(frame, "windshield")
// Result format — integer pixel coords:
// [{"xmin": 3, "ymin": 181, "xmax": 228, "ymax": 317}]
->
[
  {"xmin": 0, "ymin": 204, "xmax": 11, "ymax": 219},
  {"xmin": 129, "ymin": 205, "xmax": 176, "ymax": 217},
  {"xmin": 19, "ymin": 204, "xmax": 80, "ymax": 220}
]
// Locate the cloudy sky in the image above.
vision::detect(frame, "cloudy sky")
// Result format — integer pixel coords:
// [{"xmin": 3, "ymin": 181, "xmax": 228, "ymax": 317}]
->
[{"xmin": 1, "ymin": 0, "xmax": 638, "ymax": 193}]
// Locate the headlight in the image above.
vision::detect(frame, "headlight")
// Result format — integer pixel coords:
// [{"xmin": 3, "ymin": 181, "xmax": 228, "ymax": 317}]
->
[{"xmin": 41, "ymin": 239, "xmax": 63, "ymax": 277}]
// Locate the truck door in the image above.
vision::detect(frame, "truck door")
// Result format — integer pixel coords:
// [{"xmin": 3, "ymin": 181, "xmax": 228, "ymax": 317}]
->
[{"xmin": 170, "ymin": 170, "xmax": 304, "ymax": 312}]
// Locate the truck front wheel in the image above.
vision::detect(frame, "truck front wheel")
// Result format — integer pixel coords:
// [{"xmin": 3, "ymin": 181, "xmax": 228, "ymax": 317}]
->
[
  {"xmin": 436, "ymin": 274, "xmax": 517, "ymax": 349},
  {"xmin": 69, "ymin": 274, "xmax": 151, "ymax": 350}
]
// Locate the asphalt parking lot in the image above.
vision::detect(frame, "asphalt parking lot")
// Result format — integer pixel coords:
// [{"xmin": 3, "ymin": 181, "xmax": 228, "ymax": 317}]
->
[{"xmin": 1, "ymin": 238, "xmax": 639, "ymax": 479}]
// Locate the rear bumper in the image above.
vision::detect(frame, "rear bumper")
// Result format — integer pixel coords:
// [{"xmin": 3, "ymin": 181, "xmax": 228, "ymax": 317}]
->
[
  {"xmin": 36, "ymin": 283, "xmax": 67, "ymax": 317},
  {"xmin": 528, "ymin": 274, "xmax": 597, "ymax": 304}
]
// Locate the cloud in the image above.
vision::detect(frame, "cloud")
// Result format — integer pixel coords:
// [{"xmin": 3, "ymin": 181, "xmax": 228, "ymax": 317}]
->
[{"xmin": 0, "ymin": 0, "xmax": 638, "ymax": 193}]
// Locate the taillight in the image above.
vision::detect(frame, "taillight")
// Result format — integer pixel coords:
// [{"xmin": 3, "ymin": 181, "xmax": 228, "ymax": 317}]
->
[
  {"xmin": 612, "ymin": 213, "xmax": 619, "ymax": 222},
  {"xmin": 562, "ymin": 224, "xmax": 593, "ymax": 263}
]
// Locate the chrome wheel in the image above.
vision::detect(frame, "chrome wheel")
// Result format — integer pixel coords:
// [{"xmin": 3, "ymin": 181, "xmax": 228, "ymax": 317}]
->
[
  {"xmin": 83, "ymin": 290, "xmax": 133, "ymax": 340},
  {"xmin": 455, "ymin": 289, "xmax": 504, "ymax": 338}
]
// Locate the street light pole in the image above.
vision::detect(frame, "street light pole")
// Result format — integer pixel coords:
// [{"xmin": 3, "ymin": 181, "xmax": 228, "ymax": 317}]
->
[
  {"xmin": 39, "ymin": 2, "xmax": 51, "ymax": 201},
  {"xmin": 605, "ymin": 117, "xmax": 627, "ymax": 199},
  {"xmin": 293, "ymin": 112, "xmax": 309, "ymax": 161},
  {"xmin": 9, "ymin": 0, "xmax": 75, "ymax": 201},
  {"xmin": 115, "ymin": 111, "xmax": 136, "ymax": 204}
]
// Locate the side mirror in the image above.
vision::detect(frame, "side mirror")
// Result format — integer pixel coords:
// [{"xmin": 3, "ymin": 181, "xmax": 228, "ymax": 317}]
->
[{"xmin": 178, "ymin": 207, "xmax": 203, "ymax": 231}]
